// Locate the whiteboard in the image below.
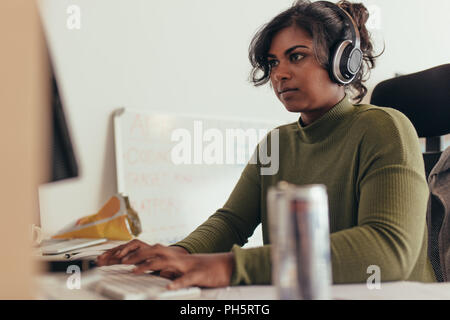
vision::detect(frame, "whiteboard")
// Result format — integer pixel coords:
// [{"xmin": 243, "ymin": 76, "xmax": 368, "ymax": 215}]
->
[{"xmin": 114, "ymin": 108, "xmax": 280, "ymax": 246}]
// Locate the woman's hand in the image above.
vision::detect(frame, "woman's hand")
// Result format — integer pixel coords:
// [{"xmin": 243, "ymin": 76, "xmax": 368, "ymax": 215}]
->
[
  {"xmin": 96, "ymin": 239, "xmax": 235, "ymax": 289},
  {"xmin": 96, "ymin": 239, "xmax": 188, "ymax": 266},
  {"xmin": 97, "ymin": 239, "xmax": 188, "ymax": 279}
]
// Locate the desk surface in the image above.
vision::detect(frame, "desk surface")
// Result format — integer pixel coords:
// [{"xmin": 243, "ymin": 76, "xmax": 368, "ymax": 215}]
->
[
  {"xmin": 37, "ymin": 272, "xmax": 450, "ymax": 300},
  {"xmin": 35, "ymin": 239, "xmax": 450, "ymax": 300}
]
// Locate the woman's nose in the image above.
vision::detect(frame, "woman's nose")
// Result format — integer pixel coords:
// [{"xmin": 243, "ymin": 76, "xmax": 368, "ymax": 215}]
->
[{"xmin": 272, "ymin": 63, "xmax": 292, "ymax": 82}]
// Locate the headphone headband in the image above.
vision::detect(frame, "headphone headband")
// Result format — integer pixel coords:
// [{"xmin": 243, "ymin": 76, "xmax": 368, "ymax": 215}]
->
[
  {"xmin": 314, "ymin": 1, "xmax": 363, "ymax": 84},
  {"xmin": 336, "ymin": 5, "xmax": 361, "ymax": 50},
  {"xmin": 314, "ymin": 1, "xmax": 361, "ymax": 50}
]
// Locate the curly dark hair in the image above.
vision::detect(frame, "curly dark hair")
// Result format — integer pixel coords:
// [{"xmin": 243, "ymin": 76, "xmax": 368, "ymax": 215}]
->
[{"xmin": 248, "ymin": 0, "xmax": 382, "ymax": 103}]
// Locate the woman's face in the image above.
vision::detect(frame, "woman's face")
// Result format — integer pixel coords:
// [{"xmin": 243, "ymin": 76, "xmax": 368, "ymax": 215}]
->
[{"xmin": 268, "ymin": 26, "xmax": 344, "ymax": 125}]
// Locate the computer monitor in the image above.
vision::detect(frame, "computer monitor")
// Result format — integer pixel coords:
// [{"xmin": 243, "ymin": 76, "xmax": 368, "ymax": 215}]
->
[{"xmin": 49, "ymin": 73, "xmax": 79, "ymax": 182}]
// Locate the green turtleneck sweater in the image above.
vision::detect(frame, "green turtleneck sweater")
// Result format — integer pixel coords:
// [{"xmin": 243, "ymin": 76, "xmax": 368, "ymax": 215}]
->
[{"xmin": 175, "ymin": 96, "xmax": 437, "ymax": 285}]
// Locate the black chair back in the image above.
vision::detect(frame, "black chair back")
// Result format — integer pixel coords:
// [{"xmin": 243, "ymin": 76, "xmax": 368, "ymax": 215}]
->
[{"xmin": 370, "ymin": 64, "xmax": 450, "ymax": 178}]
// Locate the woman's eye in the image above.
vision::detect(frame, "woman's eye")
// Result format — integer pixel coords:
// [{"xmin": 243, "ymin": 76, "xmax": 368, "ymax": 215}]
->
[
  {"xmin": 268, "ymin": 60, "xmax": 279, "ymax": 68},
  {"xmin": 267, "ymin": 54, "xmax": 303, "ymax": 69},
  {"xmin": 290, "ymin": 53, "xmax": 304, "ymax": 62}
]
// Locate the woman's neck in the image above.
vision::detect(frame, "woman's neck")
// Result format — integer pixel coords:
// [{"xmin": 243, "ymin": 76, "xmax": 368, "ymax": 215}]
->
[{"xmin": 300, "ymin": 90, "xmax": 346, "ymax": 126}]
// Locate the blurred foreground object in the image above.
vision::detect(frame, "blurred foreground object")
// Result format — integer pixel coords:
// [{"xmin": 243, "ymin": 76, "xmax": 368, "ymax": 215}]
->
[
  {"xmin": 268, "ymin": 182, "xmax": 332, "ymax": 300},
  {"xmin": 52, "ymin": 194, "xmax": 142, "ymax": 241},
  {"xmin": 0, "ymin": 0, "xmax": 50, "ymax": 298}
]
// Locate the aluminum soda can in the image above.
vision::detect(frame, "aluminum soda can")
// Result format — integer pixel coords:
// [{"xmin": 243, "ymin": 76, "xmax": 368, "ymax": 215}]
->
[
  {"xmin": 268, "ymin": 182, "xmax": 332, "ymax": 300},
  {"xmin": 291, "ymin": 184, "xmax": 332, "ymax": 300},
  {"xmin": 267, "ymin": 182, "xmax": 300, "ymax": 300}
]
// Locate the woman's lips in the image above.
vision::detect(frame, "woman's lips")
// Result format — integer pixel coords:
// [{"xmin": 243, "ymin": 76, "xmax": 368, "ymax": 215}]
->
[{"xmin": 280, "ymin": 88, "xmax": 299, "ymax": 98}]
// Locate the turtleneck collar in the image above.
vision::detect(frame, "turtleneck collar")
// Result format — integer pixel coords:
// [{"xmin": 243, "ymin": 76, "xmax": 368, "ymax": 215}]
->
[{"xmin": 296, "ymin": 95, "xmax": 355, "ymax": 144}]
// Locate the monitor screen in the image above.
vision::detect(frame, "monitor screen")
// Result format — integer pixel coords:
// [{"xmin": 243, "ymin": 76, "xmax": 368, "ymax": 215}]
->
[{"xmin": 50, "ymin": 74, "xmax": 78, "ymax": 182}]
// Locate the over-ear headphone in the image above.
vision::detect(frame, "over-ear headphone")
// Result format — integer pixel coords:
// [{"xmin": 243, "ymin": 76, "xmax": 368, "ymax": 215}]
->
[{"xmin": 316, "ymin": 1, "xmax": 363, "ymax": 85}]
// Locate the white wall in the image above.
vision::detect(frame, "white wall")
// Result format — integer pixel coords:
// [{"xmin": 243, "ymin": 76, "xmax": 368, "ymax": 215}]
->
[
  {"xmin": 360, "ymin": 0, "xmax": 450, "ymax": 103},
  {"xmin": 38, "ymin": 0, "xmax": 450, "ymax": 239}
]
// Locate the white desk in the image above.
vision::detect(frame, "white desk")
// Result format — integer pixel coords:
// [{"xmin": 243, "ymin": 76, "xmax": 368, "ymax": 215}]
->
[
  {"xmin": 35, "ymin": 240, "xmax": 450, "ymax": 300},
  {"xmin": 200, "ymin": 282, "xmax": 450, "ymax": 300},
  {"xmin": 36, "ymin": 271, "xmax": 450, "ymax": 300}
]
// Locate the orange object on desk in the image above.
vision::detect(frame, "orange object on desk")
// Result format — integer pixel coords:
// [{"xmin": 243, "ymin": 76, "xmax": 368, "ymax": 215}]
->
[{"xmin": 52, "ymin": 194, "xmax": 141, "ymax": 241}]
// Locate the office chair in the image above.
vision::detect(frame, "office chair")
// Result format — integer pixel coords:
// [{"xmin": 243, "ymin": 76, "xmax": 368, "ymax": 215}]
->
[
  {"xmin": 370, "ymin": 64, "xmax": 450, "ymax": 282},
  {"xmin": 370, "ymin": 64, "xmax": 450, "ymax": 178}
]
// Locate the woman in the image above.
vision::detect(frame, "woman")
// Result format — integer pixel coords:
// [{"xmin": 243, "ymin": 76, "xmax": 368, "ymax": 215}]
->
[{"xmin": 97, "ymin": 0, "xmax": 436, "ymax": 288}]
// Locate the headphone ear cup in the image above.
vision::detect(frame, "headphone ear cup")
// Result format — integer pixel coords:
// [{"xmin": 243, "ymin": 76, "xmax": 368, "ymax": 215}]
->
[
  {"xmin": 330, "ymin": 40, "xmax": 352, "ymax": 84},
  {"xmin": 340, "ymin": 44, "xmax": 357, "ymax": 80},
  {"xmin": 330, "ymin": 40, "xmax": 362, "ymax": 85},
  {"xmin": 348, "ymin": 47, "xmax": 363, "ymax": 75}
]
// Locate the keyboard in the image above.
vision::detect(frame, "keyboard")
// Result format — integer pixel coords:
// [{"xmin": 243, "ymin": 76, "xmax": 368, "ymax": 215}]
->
[{"xmin": 87, "ymin": 265, "xmax": 201, "ymax": 300}]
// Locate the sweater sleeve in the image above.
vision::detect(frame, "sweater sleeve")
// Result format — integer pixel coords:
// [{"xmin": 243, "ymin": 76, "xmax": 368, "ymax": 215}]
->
[
  {"xmin": 174, "ymin": 158, "xmax": 262, "ymax": 254},
  {"xmin": 330, "ymin": 109, "xmax": 429, "ymax": 283}
]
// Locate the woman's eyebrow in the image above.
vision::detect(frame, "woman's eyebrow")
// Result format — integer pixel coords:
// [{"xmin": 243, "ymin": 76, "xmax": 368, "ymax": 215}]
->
[{"xmin": 267, "ymin": 45, "xmax": 310, "ymax": 58}]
